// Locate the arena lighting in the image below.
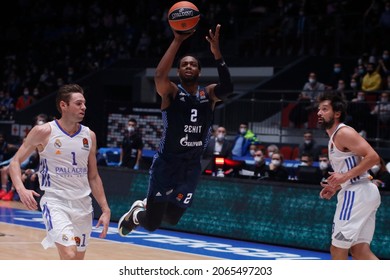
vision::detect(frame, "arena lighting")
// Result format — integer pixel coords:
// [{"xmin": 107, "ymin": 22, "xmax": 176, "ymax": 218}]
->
[{"xmin": 214, "ymin": 157, "xmax": 225, "ymax": 166}]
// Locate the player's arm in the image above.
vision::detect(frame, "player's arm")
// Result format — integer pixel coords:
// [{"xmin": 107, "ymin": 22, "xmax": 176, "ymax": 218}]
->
[
  {"xmin": 87, "ymin": 130, "xmax": 111, "ymax": 238},
  {"xmin": 9, "ymin": 124, "xmax": 49, "ymax": 210},
  {"xmin": 154, "ymin": 30, "xmax": 194, "ymax": 106},
  {"xmin": 206, "ymin": 24, "xmax": 234, "ymax": 103},
  {"xmin": 327, "ymin": 127, "xmax": 379, "ymax": 186}
]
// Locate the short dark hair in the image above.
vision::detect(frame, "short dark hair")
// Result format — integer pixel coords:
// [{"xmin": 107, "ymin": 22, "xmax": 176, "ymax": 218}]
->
[
  {"xmin": 317, "ymin": 91, "xmax": 348, "ymax": 122},
  {"xmin": 177, "ymin": 54, "xmax": 201, "ymax": 70},
  {"xmin": 56, "ymin": 84, "xmax": 84, "ymax": 114},
  {"xmin": 129, "ymin": 118, "xmax": 137, "ymax": 124}
]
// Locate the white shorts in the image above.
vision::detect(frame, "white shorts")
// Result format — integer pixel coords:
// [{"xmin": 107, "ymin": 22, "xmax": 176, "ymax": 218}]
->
[
  {"xmin": 40, "ymin": 194, "xmax": 93, "ymax": 252},
  {"xmin": 332, "ymin": 181, "xmax": 381, "ymax": 249}
]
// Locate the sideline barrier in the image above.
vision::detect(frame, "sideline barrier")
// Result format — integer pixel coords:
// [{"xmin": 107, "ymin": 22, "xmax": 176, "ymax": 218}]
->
[{"xmin": 96, "ymin": 167, "xmax": 390, "ymax": 259}]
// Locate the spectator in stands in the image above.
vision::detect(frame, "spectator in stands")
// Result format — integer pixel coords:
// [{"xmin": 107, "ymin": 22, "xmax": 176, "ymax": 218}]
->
[
  {"xmin": 297, "ymin": 130, "xmax": 321, "ymax": 161},
  {"xmin": 15, "ymin": 87, "xmax": 34, "ymax": 111},
  {"xmin": 299, "ymin": 152, "xmax": 314, "ymax": 167},
  {"xmin": 240, "ymin": 147, "xmax": 269, "ymax": 180},
  {"xmin": 266, "ymin": 144, "xmax": 279, "ymax": 159},
  {"xmin": 378, "ymin": 49, "xmax": 390, "ymax": 78},
  {"xmin": 0, "ymin": 132, "xmax": 18, "ymax": 163},
  {"xmin": 203, "ymin": 126, "xmax": 233, "ymax": 159},
  {"xmin": 289, "ymin": 72, "xmax": 326, "ymax": 128},
  {"xmin": 231, "ymin": 122, "xmax": 260, "ymax": 157},
  {"xmin": 361, "ymin": 63, "xmax": 382, "ymax": 92},
  {"xmin": 348, "ymin": 91, "xmax": 373, "ymax": 138},
  {"xmin": 119, "ymin": 118, "xmax": 144, "ymax": 170},
  {"xmin": 369, "ymin": 157, "xmax": 390, "ymax": 191},
  {"xmin": 329, "ymin": 62, "xmax": 348, "ymax": 90},
  {"xmin": 0, "ymin": 91, "xmax": 15, "ymax": 120},
  {"xmin": 371, "ymin": 92, "xmax": 390, "ymax": 138},
  {"xmin": 318, "ymin": 153, "xmax": 333, "ymax": 182},
  {"xmin": 267, "ymin": 152, "xmax": 289, "ymax": 181}
]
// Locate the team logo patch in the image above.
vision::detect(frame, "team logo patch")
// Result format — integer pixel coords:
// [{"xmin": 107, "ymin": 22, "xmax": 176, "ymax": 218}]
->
[
  {"xmin": 82, "ymin": 138, "xmax": 89, "ymax": 148},
  {"xmin": 199, "ymin": 89, "xmax": 206, "ymax": 99},
  {"xmin": 176, "ymin": 193, "xmax": 184, "ymax": 202},
  {"xmin": 55, "ymin": 150, "xmax": 61, "ymax": 155},
  {"xmin": 74, "ymin": 236, "xmax": 81, "ymax": 246},
  {"xmin": 54, "ymin": 139, "xmax": 62, "ymax": 148}
]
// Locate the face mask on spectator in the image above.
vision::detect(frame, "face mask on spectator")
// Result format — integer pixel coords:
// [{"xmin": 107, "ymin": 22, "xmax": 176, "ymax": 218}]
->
[
  {"xmin": 239, "ymin": 128, "xmax": 247, "ymax": 134},
  {"xmin": 249, "ymin": 149, "xmax": 256, "ymax": 156},
  {"xmin": 217, "ymin": 133, "xmax": 225, "ymax": 142},
  {"xmin": 319, "ymin": 161, "xmax": 329, "ymax": 170},
  {"xmin": 127, "ymin": 126, "xmax": 135, "ymax": 133},
  {"xmin": 309, "ymin": 78, "xmax": 316, "ymax": 84},
  {"xmin": 254, "ymin": 156, "xmax": 263, "ymax": 163},
  {"xmin": 300, "ymin": 161, "xmax": 308, "ymax": 166},
  {"xmin": 268, "ymin": 152, "xmax": 274, "ymax": 158},
  {"xmin": 381, "ymin": 97, "xmax": 389, "ymax": 103},
  {"xmin": 350, "ymin": 82, "xmax": 357, "ymax": 88},
  {"xmin": 334, "ymin": 67, "xmax": 341, "ymax": 73},
  {"xmin": 271, "ymin": 159, "xmax": 280, "ymax": 166},
  {"xmin": 304, "ymin": 140, "xmax": 311, "ymax": 145}
]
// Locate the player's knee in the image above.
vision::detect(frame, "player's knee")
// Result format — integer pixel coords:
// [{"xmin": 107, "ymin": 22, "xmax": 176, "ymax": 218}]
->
[{"xmin": 58, "ymin": 246, "xmax": 78, "ymax": 260}]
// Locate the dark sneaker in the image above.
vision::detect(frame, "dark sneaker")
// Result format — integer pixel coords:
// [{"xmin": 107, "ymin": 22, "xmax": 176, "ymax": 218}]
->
[{"xmin": 118, "ymin": 200, "xmax": 145, "ymax": 236}]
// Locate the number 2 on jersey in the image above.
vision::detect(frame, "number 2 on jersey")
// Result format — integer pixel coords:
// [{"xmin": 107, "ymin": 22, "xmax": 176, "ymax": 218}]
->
[{"xmin": 190, "ymin": 109, "xmax": 197, "ymax": 122}]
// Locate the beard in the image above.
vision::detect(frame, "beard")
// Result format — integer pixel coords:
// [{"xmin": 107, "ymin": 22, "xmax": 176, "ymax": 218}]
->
[{"xmin": 319, "ymin": 116, "xmax": 335, "ymax": 130}]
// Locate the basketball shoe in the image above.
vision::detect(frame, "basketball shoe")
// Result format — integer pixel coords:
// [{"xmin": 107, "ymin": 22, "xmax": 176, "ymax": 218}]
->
[{"xmin": 118, "ymin": 200, "xmax": 145, "ymax": 237}]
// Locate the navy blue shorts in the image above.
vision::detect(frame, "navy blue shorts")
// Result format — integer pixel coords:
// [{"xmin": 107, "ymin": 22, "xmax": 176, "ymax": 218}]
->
[{"xmin": 147, "ymin": 153, "xmax": 201, "ymax": 208}]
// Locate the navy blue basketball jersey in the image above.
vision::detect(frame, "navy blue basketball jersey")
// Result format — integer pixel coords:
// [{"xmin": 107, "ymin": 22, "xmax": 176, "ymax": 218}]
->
[{"xmin": 158, "ymin": 84, "xmax": 213, "ymax": 158}]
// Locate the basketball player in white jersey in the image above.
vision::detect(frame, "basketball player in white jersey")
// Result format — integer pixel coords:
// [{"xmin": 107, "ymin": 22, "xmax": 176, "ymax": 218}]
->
[
  {"xmin": 9, "ymin": 84, "xmax": 111, "ymax": 260},
  {"xmin": 317, "ymin": 91, "xmax": 381, "ymax": 260}
]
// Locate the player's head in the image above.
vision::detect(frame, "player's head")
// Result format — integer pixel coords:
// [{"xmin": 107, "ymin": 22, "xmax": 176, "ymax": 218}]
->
[
  {"xmin": 317, "ymin": 91, "xmax": 347, "ymax": 129},
  {"xmin": 56, "ymin": 84, "xmax": 84, "ymax": 114},
  {"xmin": 177, "ymin": 55, "xmax": 201, "ymax": 84}
]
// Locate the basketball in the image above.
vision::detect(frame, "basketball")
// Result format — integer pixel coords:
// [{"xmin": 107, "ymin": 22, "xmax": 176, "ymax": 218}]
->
[{"xmin": 168, "ymin": 1, "xmax": 200, "ymax": 34}]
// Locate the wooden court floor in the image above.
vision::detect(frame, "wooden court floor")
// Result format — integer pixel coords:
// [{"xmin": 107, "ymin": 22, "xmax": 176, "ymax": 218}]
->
[{"xmin": 0, "ymin": 201, "xmax": 217, "ymax": 260}]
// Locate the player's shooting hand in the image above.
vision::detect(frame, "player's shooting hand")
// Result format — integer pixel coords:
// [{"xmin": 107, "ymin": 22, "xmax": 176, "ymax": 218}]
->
[{"xmin": 206, "ymin": 24, "xmax": 222, "ymax": 58}]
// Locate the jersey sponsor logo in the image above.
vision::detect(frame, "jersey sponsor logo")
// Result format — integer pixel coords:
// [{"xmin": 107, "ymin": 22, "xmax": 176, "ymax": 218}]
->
[
  {"xmin": 55, "ymin": 166, "xmax": 88, "ymax": 176},
  {"xmin": 179, "ymin": 92, "xmax": 186, "ymax": 96},
  {"xmin": 184, "ymin": 125, "xmax": 202, "ymax": 133},
  {"xmin": 179, "ymin": 134, "xmax": 203, "ymax": 147}
]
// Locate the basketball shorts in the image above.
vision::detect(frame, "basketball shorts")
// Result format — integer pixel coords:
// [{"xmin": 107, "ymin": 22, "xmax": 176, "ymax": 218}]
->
[
  {"xmin": 332, "ymin": 181, "xmax": 381, "ymax": 249},
  {"xmin": 147, "ymin": 153, "xmax": 201, "ymax": 208},
  {"xmin": 40, "ymin": 194, "xmax": 93, "ymax": 252}
]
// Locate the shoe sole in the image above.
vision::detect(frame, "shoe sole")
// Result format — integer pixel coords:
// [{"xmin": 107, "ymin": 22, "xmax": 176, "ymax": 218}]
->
[{"xmin": 118, "ymin": 200, "xmax": 144, "ymax": 237}]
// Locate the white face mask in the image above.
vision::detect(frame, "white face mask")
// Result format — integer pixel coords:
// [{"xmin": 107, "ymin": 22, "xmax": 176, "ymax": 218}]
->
[
  {"xmin": 249, "ymin": 149, "xmax": 256, "ymax": 156},
  {"xmin": 300, "ymin": 162, "xmax": 308, "ymax": 166},
  {"xmin": 127, "ymin": 126, "xmax": 135, "ymax": 133},
  {"xmin": 254, "ymin": 156, "xmax": 262, "ymax": 163},
  {"xmin": 309, "ymin": 78, "xmax": 316, "ymax": 84},
  {"xmin": 319, "ymin": 161, "xmax": 329, "ymax": 170},
  {"xmin": 239, "ymin": 128, "xmax": 247, "ymax": 134},
  {"xmin": 216, "ymin": 133, "xmax": 225, "ymax": 142},
  {"xmin": 304, "ymin": 140, "xmax": 311, "ymax": 145},
  {"xmin": 268, "ymin": 152, "xmax": 273, "ymax": 158},
  {"xmin": 271, "ymin": 159, "xmax": 280, "ymax": 166},
  {"xmin": 371, "ymin": 165, "xmax": 380, "ymax": 175},
  {"xmin": 37, "ymin": 120, "xmax": 45, "ymax": 125}
]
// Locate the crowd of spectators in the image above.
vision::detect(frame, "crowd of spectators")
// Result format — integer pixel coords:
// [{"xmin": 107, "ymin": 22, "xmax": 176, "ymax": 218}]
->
[{"xmin": 1, "ymin": 0, "xmax": 390, "ymax": 121}]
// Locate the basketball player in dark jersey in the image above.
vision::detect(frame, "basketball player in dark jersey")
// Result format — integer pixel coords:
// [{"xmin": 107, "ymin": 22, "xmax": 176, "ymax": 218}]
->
[{"xmin": 118, "ymin": 24, "xmax": 233, "ymax": 236}]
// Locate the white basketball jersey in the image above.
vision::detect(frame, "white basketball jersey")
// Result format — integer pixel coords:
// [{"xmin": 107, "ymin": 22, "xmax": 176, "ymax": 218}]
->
[
  {"xmin": 38, "ymin": 120, "xmax": 92, "ymax": 200},
  {"xmin": 328, "ymin": 123, "xmax": 370, "ymax": 188}
]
